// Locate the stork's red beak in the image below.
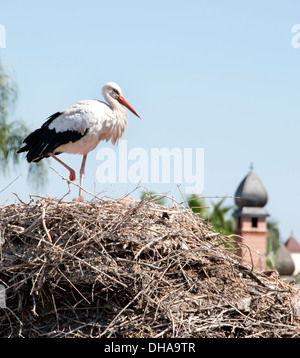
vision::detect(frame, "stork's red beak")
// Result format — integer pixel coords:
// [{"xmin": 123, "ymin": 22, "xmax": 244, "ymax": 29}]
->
[{"xmin": 118, "ymin": 96, "xmax": 142, "ymax": 119}]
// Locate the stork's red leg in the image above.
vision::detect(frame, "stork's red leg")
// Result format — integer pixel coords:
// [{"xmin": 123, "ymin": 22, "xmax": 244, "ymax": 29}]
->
[
  {"xmin": 49, "ymin": 153, "xmax": 76, "ymax": 181},
  {"xmin": 78, "ymin": 154, "xmax": 87, "ymax": 200}
]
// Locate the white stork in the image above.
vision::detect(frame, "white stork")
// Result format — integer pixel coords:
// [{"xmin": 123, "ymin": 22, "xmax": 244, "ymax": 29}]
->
[{"xmin": 18, "ymin": 82, "xmax": 142, "ymax": 201}]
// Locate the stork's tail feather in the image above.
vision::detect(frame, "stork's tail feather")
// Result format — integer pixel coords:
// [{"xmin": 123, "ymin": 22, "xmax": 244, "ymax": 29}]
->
[
  {"xmin": 17, "ymin": 128, "xmax": 46, "ymax": 162},
  {"xmin": 17, "ymin": 122, "xmax": 89, "ymax": 163},
  {"xmin": 17, "ymin": 112, "xmax": 64, "ymax": 163}
]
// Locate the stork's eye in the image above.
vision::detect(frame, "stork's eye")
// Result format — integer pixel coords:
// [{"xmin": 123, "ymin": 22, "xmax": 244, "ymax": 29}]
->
[{"xmin": 112, "ymin": 88, "xmax": 119, "ymax": 96}]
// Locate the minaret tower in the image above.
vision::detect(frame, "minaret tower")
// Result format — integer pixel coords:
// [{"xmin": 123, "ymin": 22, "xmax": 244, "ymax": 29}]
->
[{"xmin": 233, "ymin": 165, "xmax": 269, "ymax": 270}]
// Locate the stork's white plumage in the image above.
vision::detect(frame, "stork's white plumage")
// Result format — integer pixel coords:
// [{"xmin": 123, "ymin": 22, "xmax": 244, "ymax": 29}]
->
[{"xmin": 18, "ymin": 82, "xmax": 142, "ymax": 201}]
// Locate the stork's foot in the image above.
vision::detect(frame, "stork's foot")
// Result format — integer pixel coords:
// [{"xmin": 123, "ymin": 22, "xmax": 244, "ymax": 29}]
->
[
  {"xmin": 36, "ymin": 198, "xmax": 49, "ymax": 205},
  {"xmin": 72, "ymin": 195, "xmax": 85, "ymax": 202},
  {"xmin": 119, "ymin": 196, "xmax": 136, "ymax": 206}
]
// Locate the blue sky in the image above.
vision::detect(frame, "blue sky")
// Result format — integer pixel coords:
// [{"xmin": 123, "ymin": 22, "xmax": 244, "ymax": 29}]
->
[{"xmin": 0, "ymin": 0, "xmax": 300, "ymax": 243}]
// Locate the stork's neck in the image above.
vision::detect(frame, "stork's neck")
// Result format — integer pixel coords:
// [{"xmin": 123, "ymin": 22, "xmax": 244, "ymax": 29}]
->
[
  {"xmin": 104, "ymin": 93, "xmax": 128, "ymax": 122},
  {"xmin": 113, "ymin": 100, "xmax": 128, "ymax": 120}
]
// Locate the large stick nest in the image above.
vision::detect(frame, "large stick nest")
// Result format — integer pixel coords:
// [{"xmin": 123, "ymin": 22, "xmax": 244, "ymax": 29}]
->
[{"xmin": 0, "ymin": 195, "xmax": 300, "ymax": 338}]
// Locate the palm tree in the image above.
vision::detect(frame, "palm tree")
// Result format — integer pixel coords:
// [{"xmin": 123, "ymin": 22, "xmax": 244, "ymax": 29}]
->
[
  {"xmin": 186, "ymin": 194, "xmax": 209, "ymax": 218},
  {"xmin": 206, "ymin": 197, "xmax": 234, "ymax": 235},
  {"xmin": 186, "ymin": 194, "xmax": 234, "ymax": 235},
  {"xmin": 266, "ymin": 220, "xmax": 280, "ymax": 253},
  {"xmin": 0, "ymin": 62, "xmax": 47, "ymax": 187}
]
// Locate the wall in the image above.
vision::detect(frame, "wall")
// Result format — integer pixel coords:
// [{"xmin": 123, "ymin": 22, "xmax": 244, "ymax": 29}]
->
[{"xmin": 234, "ymin": 216, "xmax": 267, "ymax": 271}]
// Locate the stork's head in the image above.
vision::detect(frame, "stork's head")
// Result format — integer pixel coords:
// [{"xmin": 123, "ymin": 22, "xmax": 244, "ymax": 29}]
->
[{"xmin": 103, "ymin": 82, "xmax": 142, "ymax": 119}]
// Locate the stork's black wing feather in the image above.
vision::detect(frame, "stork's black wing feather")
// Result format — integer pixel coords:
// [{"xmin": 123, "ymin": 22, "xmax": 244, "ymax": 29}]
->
[{"xmin": 17, "ymin": 112, "xmax": 88, "ymax": 163}]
